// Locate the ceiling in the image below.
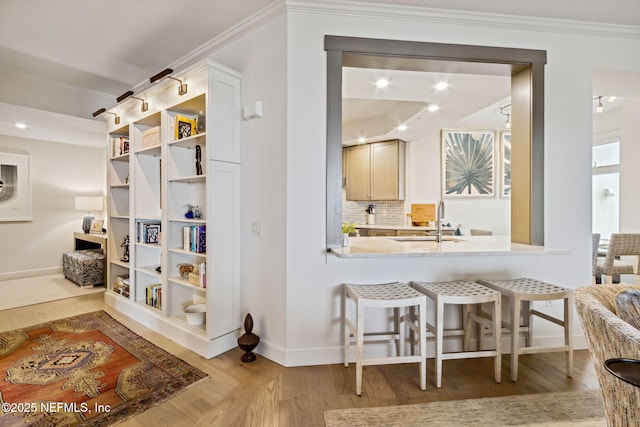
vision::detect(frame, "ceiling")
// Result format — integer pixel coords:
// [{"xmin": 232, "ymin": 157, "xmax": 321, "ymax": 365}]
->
[{"xmin": 0, "ymin": 0, "xmax": 638, "ymax": 141}]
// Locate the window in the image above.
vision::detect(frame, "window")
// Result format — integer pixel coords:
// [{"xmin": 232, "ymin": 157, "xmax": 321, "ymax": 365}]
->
[{"xmin": 592, "ymin": 139, "xmax": 620, "ymax": 238}]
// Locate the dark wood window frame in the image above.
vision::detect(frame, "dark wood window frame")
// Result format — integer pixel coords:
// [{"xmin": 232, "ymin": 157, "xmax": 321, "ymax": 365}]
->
[{"xmin": 325, "ymin": 35, "xmax": 546, "ymax": 249}]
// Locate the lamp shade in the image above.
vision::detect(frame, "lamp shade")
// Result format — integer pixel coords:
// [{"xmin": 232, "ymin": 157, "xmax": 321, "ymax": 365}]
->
[{"xmin": 75, "ymin": 196, "xmax": 103, "ymax": 212}]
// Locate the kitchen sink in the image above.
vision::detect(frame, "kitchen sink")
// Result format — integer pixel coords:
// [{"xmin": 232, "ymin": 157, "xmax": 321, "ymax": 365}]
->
[{"xmin": 389, "ymin": 236, "xmax": 463, "ymax": 242}]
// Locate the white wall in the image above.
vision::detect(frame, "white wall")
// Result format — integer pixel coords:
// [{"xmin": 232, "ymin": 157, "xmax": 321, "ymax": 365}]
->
[
  {"xmin": 621, "ymin": 98, "xmax": 640, "ymax": 231},
  {"xmin": 270, "ymin": 7, "xmax": 640, "ymax": 366},
  {"xmin": 206, "ymin": 14, "xmax": 290, "ymax": 359},
  {"xmin": 0, "ymin": 136, "xmax": 106, "ymax": 279}
]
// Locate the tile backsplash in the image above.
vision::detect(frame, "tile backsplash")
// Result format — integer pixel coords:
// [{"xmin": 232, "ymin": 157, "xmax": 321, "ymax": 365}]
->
[{"xmin": 342, "ymin": 189, "xmax": 406, "ymax": 226}]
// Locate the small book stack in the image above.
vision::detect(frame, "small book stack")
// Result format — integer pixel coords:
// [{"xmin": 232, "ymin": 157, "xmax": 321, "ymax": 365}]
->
[
  {"xmin": 182, "ymin": 225, "xmax": 206, "ymax": 253},
  {"xmin": 113, "ymin": 275, "xmax": 130, "ymax": 297},
  {"xmin": 112, "ymin": 136, "xmax": 130, "ymax": 157},
  {"xmin": 145, "ymin": 283, "xmax": 162, "ymax": 309},
  {"xmin": 188, "ymin": 262, "xmax": 206, "ymax": 288}
]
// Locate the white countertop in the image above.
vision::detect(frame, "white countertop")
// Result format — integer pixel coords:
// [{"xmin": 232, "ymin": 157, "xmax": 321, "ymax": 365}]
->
[{"xmin": 331, "ymin": 235, "xmax": 569, "ymax": 258}]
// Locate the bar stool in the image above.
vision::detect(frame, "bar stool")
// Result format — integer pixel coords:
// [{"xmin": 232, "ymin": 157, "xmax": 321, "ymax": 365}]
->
[
  {"xmin": 477, "ymin": 278, "xmax": 573, "ymax": 381},
  {"xmin": 343, "ymin": 282, "xmax": 427, "ymax": 396},
  {"xmin": 411, "ymin": 280, "xmax": 502, "ymax": 388}
]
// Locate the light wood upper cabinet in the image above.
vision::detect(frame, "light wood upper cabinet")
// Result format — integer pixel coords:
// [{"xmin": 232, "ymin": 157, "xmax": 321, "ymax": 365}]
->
[{"xmin": 344, "ymin": 139, "xmax": 405, "ymax": 201}]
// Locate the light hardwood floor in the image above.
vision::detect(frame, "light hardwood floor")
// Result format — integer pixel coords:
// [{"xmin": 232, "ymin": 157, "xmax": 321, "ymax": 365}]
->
[{"xmin": 0, "ymin": 290, "xmax": 600, "ymax": 427}]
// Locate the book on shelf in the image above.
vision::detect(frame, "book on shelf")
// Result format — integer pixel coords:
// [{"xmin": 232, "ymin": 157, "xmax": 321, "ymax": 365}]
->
[
  {"xmin": 137, "ymin": 220, "xmax": 161, "ymax": 244},
  {"xmin": 113, "ymin": 275, "xmax": 130, "ymax": 297},
  {"xmin": 187, "ymin": 261, "xmax": 206, "ymax": 288},
  {"xmin": 145, "ymin": 283, "xmax": 162, "ymax": 309},
  {"xmin": 182, "ymin": 225, "xmax": 205, "ymax": 253},
  {"xmin": 112, "ymin": 136, "xmax": 130, "ymax": 157}
]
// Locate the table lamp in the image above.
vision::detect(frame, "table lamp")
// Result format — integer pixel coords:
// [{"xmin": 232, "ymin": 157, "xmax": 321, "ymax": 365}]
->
[{"xmin": 75, "ymin": 196, "xmax": 103, "ymax": 233}]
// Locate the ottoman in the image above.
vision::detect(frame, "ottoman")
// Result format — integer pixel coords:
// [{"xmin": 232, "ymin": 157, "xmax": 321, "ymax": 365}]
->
[{"xmin": 62, "ymin": 249, "xmax": 105, "ymax": 287}]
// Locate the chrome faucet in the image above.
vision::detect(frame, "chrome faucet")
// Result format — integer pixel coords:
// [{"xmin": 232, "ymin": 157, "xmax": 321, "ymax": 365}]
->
[{"xmin": 436, "ymin": 199, "xmax": 445, "ymax": 242}]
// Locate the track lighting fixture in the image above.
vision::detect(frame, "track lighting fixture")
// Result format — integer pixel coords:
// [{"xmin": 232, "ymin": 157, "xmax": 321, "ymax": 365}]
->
[
  {"xmin": 92, "ymin": 108, "xmax": 120, "ymax": 125},
  {"xmin": 106, "ymin": 111, "xmax": 120, "ymax": 125},
  {"xmin": 149, "ymin": 68, "xmax": 188, "ymax": 96},
  {"xmin": 596, "ymin": 96, "xmax": 604, "ymax": 113},
  {"xmin": 499, "ymin": 104, "xmax": 511, "ymax": 129},
  {"xmin": 116, "ymin": 90, "xmax": 148, "ymax": 112}
]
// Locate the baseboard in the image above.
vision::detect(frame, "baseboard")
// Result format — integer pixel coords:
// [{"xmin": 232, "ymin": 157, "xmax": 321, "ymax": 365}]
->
[
  {"xmin": 259, "ymin": 334, "xmax": 589, "ymax": 367},
  {"xmin": 0, "ymin": 267, "xmax": 62, "ymax": 281}
]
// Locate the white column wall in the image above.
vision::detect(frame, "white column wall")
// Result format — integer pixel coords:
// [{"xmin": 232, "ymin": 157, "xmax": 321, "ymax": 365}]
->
[{"xmin": 279, "ymin": 10, "xmax": 640, "ymax": 366}]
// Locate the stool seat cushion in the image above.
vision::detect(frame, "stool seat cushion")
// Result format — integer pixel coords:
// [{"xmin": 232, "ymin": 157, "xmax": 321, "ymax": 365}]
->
[
  {"xmin": 62, "ymin": 249, "xmax": 104, "ymax": 287},
  {"xmin": 478, "ymin": 278, "xmax": 570, "ymax": 299}
]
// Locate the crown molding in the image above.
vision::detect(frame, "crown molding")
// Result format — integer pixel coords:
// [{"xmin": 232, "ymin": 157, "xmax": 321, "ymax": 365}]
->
[{"xmin": 286, "ymin": 0, "xmax": 640, "ymax": 40}]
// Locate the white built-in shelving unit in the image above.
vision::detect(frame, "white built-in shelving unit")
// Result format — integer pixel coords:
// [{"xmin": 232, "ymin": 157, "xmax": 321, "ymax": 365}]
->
[{"xmin": 105, "ymin": 60, "xmax": 241, "ymax": 358}]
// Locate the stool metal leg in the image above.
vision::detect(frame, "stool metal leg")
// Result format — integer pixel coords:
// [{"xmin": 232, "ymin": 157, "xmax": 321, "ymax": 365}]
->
[
  {"xmin": 565, "ymin": 295, "xmax": 574, "ymax": 378},
  {"xmin": 493, "ymin": 297, "xmax": 502, "ymax": 383},
  {"xmin": 435, "ymin": 297, "xmax": 445, "ymax": 388},
  {"xmin": 356, "ymin": 301, "xmax": 365, "ymax": 396},
  {"xmin": 510, "ymin": 295, "xmax": 521, "ymax": 381}
]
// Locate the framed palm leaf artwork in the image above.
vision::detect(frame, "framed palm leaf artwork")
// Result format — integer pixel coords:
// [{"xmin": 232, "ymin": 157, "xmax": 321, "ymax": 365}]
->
[
  {"xmin": 441, "ymin": 130, "xmax": 495, "ymax": 197},
  {"xmin": 500, "ymin": 131, "xmax": 511, "ymax": 197}
]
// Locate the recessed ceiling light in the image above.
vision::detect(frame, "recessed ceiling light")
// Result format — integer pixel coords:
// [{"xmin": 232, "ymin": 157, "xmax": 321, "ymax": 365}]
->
[
  {"xmin": 375, "ymin": 79, "xmax": 389, "ymax": 88},
  {"xmin": 398, "ymin": 124, "xmax": 408, "ymax": 131},
  {"xmin": 608, "ymin": 96, "xmax": 617, "ymax": 102},
  {"xmin": 435, "ymin": 82, "xmax": 449, "ymax": 91},
  {"xmin": 428, "ymin": 105, "xmax": 440, "ymax": 112},
  {"xmin": 357, "ymin": 137, "xmax": 366, "ymax": 143},
  {"xmin": 15, "ymin": 123, "xmax": 27, "ymax": 129}
]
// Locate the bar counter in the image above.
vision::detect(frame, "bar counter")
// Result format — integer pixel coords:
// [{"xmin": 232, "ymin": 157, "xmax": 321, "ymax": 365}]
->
[{"xmin": 331, "ymin": 235, "xmax": 569, "ymax": 258}]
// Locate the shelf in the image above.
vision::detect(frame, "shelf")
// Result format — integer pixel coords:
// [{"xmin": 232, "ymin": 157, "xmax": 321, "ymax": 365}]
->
[
  {"xmin": 135, "ymin": 242, "xmax": 161, "ymax": 250},
  {"xmin": 136, "ymin": 145, "xmax": 161, "ymax": 156},
  {"xmin": 169, "ymin": 132, "xmax": 206, "ymax": 148},
  {"xmin": 169, "ymin": 218, "xmax": 206, "ymax": 224},
  {"xmin": 110, "ymin": 153, "xmax": 130, "ymax": 162},
  {"xmin": 170, "ymin": 276, "xmax": 206, "ymax": 291},
  {"xmin": 169, "ymin": 175, "xmax": 206, "ymax": 184},
  {"xmin": 110, "ymin": 259, "xmax": 130, "ymax": 268},
  {"xmin": 110, "ymin": 215, "xmax": 130, "ymax": 220},
  {"xmin": 136, "ymin": 265, "xmax": 161, "ymax": 278},
  {"xmin": 169, "ymin": 314, "xmax": 207, "ymax": 335},
  {"xmin": 109, "ymin": 290, "xmax": 130, "ymax": 300},
  {"xmin": 169, "ymin": 247, "xmax": 206, "ymax": 257},
  {"xmin": 135, "ymin": 300, "xmax": 162, "ymax": 313}
]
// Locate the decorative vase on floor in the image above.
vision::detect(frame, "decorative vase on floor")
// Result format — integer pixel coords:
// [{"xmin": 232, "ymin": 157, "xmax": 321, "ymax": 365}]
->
[
  {"xmin": 237, "ymin": 313, "xmax": 260, "ymax": 362},
  {"xmin": 342, "ymin": 233, "xmax": 350, "ymax": 247}
]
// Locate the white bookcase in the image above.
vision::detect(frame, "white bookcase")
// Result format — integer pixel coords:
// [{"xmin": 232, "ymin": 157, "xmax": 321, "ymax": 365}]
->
[{"xmin": 105, "ymin": 60, "xmax": 242, "ymax": 358}]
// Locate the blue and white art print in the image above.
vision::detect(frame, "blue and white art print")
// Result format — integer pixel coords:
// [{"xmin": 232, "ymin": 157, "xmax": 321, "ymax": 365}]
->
[
  {"xmin": 501, "ymin": 131, "xmax": 511, "ymax": 197},
  {"xmin": 441, "ymin": 130, "xmax": 495, "ymax": 197},
  {"xmin": 0, "ymin": 153, "xmax": 32, "ymax": 221}
]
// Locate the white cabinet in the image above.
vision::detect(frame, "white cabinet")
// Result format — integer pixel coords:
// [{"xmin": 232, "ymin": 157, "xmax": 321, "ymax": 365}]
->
[{"xmin": 105, "ymin": 60, "xmax": 241, "ymax": 358}]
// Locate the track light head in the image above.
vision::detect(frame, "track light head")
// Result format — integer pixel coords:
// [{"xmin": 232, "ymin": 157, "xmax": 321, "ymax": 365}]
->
[
  {"xmin": 117, "ymin": 90, "xmax": 134, "ymax": 103},
  {"xmin": 92, "ymin": 108, "xmax": 106, "ymax": 118},
  {"xmin": 150, "ymin": 68, "xmax": 173, "ymax": 83}
]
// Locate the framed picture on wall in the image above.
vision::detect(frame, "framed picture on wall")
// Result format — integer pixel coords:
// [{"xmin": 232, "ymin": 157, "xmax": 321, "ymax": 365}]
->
[
  {"xmin": 500, "ymin": 131, "xmax": 511, "ymax": 197},
  {"xmin": 441, "ymin": 130, "xmax": 495, "ymax": 197},
  {"xmin": 0, "ymin": 152, "xmax": 32, "ymax": 221}
]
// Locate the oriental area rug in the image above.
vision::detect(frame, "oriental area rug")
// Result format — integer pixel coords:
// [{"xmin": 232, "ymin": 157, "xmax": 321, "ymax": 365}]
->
[
  {"xmin": 0, "ymin": 311, "xmax": 207, "ymax": 426},
  {"xmin": 324, "ymin": 389, "xmax": 606, "ymax": 427}
]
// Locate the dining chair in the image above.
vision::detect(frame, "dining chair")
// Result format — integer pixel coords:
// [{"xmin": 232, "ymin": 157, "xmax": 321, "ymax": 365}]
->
[
  {"xmin": 595, "ymin": 233, "xmax": 640, "ymax": 284},
  {"xmin": 592, "ymin": 233, "xmax": 601, "ymax": 285}
]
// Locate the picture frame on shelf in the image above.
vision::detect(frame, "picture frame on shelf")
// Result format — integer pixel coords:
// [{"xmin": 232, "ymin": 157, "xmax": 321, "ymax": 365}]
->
[
  {"xmin": 0, "ymin": 152, "xmax": 32, "ymax": 221},
  {"xmin": 500, "ymin": 131, "xmax": 511, "ymax": 198},
  {"xmin": 441, "ymin": 129, "xmax": 495, "ymax": 198},
  {"xmin": 175, "ymin": 114, "xmax": 197, "ymax": 140},
  {"xmin": 90, "ymin": 219, "xmax": 104, "ymax": 234}
]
